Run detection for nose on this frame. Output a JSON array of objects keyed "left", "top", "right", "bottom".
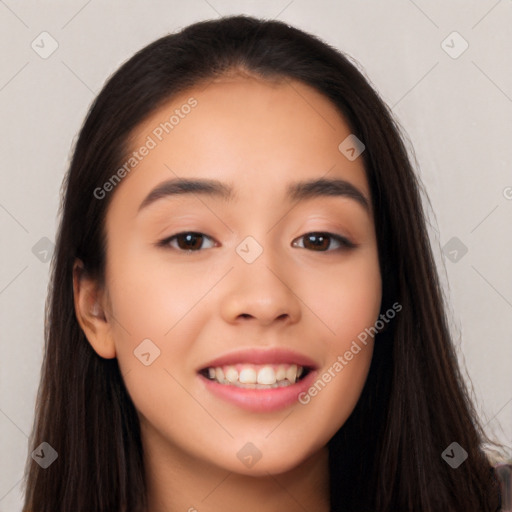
[{"left": 219, "top": 249, "right": 302, "bottom": 328}]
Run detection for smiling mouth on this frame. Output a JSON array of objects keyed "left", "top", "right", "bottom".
[{"left": 199, "top": 363, "right": 312, "bottom": 389}]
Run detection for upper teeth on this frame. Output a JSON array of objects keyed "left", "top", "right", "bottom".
[{"left": 206, "top": 364, "right": 304, "bottom": 387}]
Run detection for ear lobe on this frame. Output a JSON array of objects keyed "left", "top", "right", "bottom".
[{"left": 72, "top": 259, "right": 116, "bottom": 359}]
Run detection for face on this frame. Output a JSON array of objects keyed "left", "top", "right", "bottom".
[{"left": 87, "top": 73, "right": 381, "bottom": 476}]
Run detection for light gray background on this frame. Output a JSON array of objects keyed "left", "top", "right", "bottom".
[{"left": 1, "top": 1, "right": 511, "bottom": 510}]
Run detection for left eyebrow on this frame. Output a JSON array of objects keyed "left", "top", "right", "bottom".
[
  {"left": 288, "top": 177, "right": 370, "bottom": 212},
  {"left": 137, "top": 177, "right": 370, "bottom": 214}
]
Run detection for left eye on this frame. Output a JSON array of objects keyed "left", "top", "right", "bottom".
[
  {"left": 291, "top": 232, "right": 355, "bottom": 252},
  {"left": 159, "top": 232, "right": 216, "bottom": 251}
]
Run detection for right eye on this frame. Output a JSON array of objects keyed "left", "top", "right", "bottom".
[{"left": 157, "top": 232, "right": 217, "bottom": 252}]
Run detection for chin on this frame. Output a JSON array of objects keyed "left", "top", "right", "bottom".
[{"left": 216, "top": 439, "right": 323, "bottom": 477}]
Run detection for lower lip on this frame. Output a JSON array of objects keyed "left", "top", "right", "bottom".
[{"left": 198, "top": 370, "right": 318, "bottom": 413}]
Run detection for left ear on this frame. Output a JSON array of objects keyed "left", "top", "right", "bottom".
[{"left": 72, "top": 259, "right": 116, "bottom": 359}]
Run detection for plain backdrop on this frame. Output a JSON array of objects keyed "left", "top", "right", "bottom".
[{"left": 1, "top": 1, "right": 511, "bottom": 510}]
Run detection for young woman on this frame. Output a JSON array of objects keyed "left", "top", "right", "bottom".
[{"left": 22, "top": 14, "right": 508, "bottom": 512}]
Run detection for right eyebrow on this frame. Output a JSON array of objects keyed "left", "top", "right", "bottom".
[{"left": 138, "top": 178, "right": 234, "bottom": 213}]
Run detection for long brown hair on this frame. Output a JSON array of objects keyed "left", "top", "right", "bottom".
[{"left": 23, "top": 15, "right": 504, "bottom": 511}]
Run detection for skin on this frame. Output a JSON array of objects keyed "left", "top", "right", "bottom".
[{"left": 74, "top": 71, "right": 382, "bottom": 511}]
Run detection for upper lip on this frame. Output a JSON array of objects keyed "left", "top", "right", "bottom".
[{"left": 198, "top": 347, "right": 319, "bottom": 371}]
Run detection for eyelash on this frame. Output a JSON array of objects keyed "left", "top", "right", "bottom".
[{"left": 156, "top": 231, "right": 357, "bottom": 253}]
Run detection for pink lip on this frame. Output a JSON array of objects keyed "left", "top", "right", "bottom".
[
  {"left": 198, "top": 369, "right": 318, "bottom": 412},
  {"left": 197, "top": 348, "right": 318, "bottom": 412},
  {"left": 197, "top": 348, "right": 319, "bottom": 413},
  {"left": 197, "top": 347, "right": 318, "bottom": 371}
]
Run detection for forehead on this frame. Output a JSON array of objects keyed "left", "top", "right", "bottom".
[{"left": 110, "top": 74, "right": 370, "bottom": 216}]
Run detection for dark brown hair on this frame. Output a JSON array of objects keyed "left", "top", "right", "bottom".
[{"left": 23, "top": 14, "right": 504, "bottom": 511}]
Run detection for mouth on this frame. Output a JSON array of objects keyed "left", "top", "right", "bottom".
[
  {"left": 199, "top": 363, "right": 312, "bottom": 389},
  {"left": 196, "top": 348, "right": 318, "bottom": 412}
]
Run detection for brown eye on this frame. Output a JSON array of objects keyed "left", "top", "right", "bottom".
[
  {"left": 160, "top": 232, "right": 216, "bottom": 251},
  {"left": 292, "top": 232, "right": 355, "bottom": 252},
  {"left": 175, "top": 233, "right": 203, "bottom": 250}
]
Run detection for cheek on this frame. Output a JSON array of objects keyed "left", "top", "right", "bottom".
[
  {"left": 104, "top": 261, "right": 209, "bottom": 438},
  {"left": 301, "top": 250, "right": 382, "bottom": 345},
  {"left": 105, "top": 251, "right": 208, "bottom": 375},
  {"left": 106, "top": 237, "right": 203, "bottom": 330},
  {"left": 292, "top": 251, "right": 381, "bottom": 426}
]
